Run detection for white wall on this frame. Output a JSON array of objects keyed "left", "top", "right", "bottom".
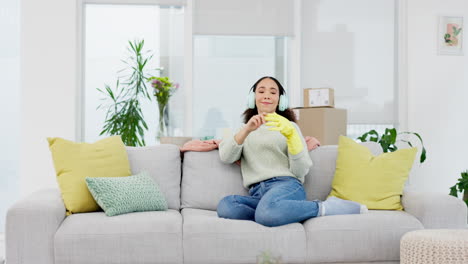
[
  {"left": 19, "top": 0, "right": 468, "bottom": 197},
  {"left": 406, "top": 0, "right": 468, "bottom": 194},
  {"left": 20, "top": 0, "right": 77, "bottom": 195}
]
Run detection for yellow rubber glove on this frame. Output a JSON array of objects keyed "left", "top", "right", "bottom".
[{"left": 265, "top": 112, "right": 304, "bottom": 155}]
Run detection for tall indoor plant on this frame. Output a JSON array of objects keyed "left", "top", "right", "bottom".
[{"left": 97, "top": 39, "right": 154, "bottom": 146}]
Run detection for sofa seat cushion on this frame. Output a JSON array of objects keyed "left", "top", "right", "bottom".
[
  {"left": 182, "top": 208, "right": 306, "bottom": 264},
  {"left": 303, "top": 210, "right": 423, "bottom": 263},
  {"left": 54, "top": 210, "right": 182, "bottom": 264}
]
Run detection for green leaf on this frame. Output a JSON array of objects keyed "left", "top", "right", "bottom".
[
  {"left": 420, "top": 146, "right": 426, "bottom": 163},
  {"left": 449, "top": 185, "right": 459, "bottom": 197},
  {"left": 388, "top": 128, "right": 397, "bottom": 144},
  {"left": 381, "top": 142, "right": 389, "bottom": 152},
  {"left": 399, "top": 132, "right": 426, "bottom": 164},
  {"left": 452, "top": 26, "right": 462, "bottom": 36},
  {"left": 357, "top": 132, "right": 369, "bottom": 142},
  {"left": 366, "top": 130, "right": 379, "bottom": 142}
]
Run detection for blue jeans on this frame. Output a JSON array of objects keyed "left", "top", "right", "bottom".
[{"left": 217, "top": 176, "right": 320, "bottom": 227}]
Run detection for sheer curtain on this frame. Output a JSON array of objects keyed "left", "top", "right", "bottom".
[{"left": 0, "top": 0, "right": 20, "bottom": 233}]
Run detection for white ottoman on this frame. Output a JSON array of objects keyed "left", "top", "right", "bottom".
[{"left": 400, "top": 229, "right": 468, "bottom": 264}]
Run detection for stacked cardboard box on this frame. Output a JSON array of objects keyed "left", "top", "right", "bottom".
[
  {"left": 303, "top": 88, "right": 334, "bottom": 108},
  {"left": 293, "top": 88, "right": 347, "bottom": 145}
]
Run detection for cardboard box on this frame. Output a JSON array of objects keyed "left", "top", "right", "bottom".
[
  {"left": 303, "top": 88, "right": 335, "bottom": 107},
  {"left": 293, "top": 107, "right": 347, "bottom": 145}
]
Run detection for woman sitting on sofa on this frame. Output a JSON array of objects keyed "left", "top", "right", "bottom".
[{"left": 217, "top": 76, "right": 367, "bottom": 227}]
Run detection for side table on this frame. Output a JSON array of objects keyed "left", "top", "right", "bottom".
[{"left": 400, "top": 229, "right": 468, "bottom": 263}]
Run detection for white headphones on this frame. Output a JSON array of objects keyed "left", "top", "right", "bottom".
[{"left": 246, "top": 87, "right": 289, "bottom": 111}]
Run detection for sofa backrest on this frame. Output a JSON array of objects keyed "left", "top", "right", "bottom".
[
  {"left": 181, "top": 142, "right": 382, "bottom": 211},
  {"left": 181, "top": 151, "right": 248, "bottom": 211},
  {"left": 126, "top": 144, "right": 181, "bottom": 210}
]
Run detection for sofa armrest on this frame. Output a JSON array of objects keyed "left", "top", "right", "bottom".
[
  {"left": 402, "top": 191, "right": 467, "bottom": 228},
  {"left": 6, "top": 188, "right": 66, "bottom": 264}
]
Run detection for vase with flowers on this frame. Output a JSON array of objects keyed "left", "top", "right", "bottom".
[{"left": 149, "top": 76, "right": 179, "bottom": 140}]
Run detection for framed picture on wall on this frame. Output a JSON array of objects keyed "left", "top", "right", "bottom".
[{"left": 438, "top": 16, "right": 464, "bottom": 56}]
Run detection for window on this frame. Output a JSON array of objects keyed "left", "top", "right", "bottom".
[
  {"left": 82, "top": 0, "right": 398, "bottom": 143},
  {"left": 192, "top": 36, "right": 289, "bottom": 138},
  {"left": 0, "top": 0, "right": 20, "bottom": 233},
  {"left": 83, "top": 3, "right": 184, "bottom": 145},
  {"left": 301, "top": 0, "right": 397, "bottom": 139}
]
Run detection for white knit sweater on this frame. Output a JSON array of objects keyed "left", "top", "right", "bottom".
[{"left": 219, "top": 122, "right": 313, "bottom": 188}]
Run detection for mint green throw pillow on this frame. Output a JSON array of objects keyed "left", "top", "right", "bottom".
[{"left": 86, "top": 171, "right": 168, "bottom": 216}]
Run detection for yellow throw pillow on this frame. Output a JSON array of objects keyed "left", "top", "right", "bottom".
[
  {"left": 329, "top": 136, "right": 417, "bottom": 210},
  {"left": 48, "top": 136, "right": 131, "bottom": 214}
]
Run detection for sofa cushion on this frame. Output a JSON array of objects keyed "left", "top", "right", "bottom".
[
  {"left": 304, "top": 142, "right": 382, "bottom": 201},
  {"left": 54, "top": 210, "right": 183, "bottom": 264},
  {"left": 126, "top": 145, "right": 181, "bottom": 210},
  {"left": 182, "top": 208, "right": 306, "bottom": 264},
  {"left": 86, "top": 171, "right": 168, "bottom": 216},
  {"left": 303, "top": 210, "right": 423, "bottom": 263},
  {"left": 330, "top": 136, "right": 417, "bottom": 210},
  {"left": 47, "top": 136, "right": 131, "bottom": 214},
  {"left": 181, "top": 151, "right": 248, "bottom": 210}
]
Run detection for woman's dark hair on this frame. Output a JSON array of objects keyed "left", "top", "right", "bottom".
[{"left": 242, "top": 76, "right": 297, "bottom": 123}]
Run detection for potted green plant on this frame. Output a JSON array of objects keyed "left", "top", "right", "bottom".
[
  {"left": 449, "top": 170, "right": 468, "bottom": 207},
  {"left": 97, "top": 39, "right": 155, "bottom": 147},
  {"left": 357, "top": 128, "right": 427, "bottom": 164}
]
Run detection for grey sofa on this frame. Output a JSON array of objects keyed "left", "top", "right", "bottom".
[{"left": 6, "top": 143, "right": 467, "bottom": 264}]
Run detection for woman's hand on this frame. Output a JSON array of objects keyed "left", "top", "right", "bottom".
[
  {"left": 265, "top": 112, "right": 304, "bottom": 155},
  {"left": 264, "top": 112, "right": 294, "bottom": 137},
  {"left": 234, "top": 113, "right": 266, "bottom": 145},
  {"left": 234, "top": 113, "right": 267, "bottom": 145},
  {"left": 244, "top": 113, "right": 267, "bottom": 132}
]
